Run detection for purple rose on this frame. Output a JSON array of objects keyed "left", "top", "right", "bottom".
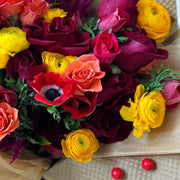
[
  {"left": 6, "top": 49, "right": 45, "bottom": 82},
  {"left": 97, "top": 64, "right": 138, "bottom": 111},
  {"left": 98, "top": 0, "right": 138, "bottom": 32},
  {"left": 23, "top": 16, "right": 91, "bottom": 56},
  {"left": 0, "top": 86, "right": 17, "bottom": 107},
  {"left": 114, "top": 31, "right": 168, "bottom": 73},
  {"left": 82, "top": 108, "right": 132, "bottom": 143},
  {"left": 32, "top": 107, "right": 69, "bottom": 156}
]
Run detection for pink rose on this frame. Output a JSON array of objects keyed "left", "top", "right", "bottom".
[
  {"left": 98, "top": 0, "right": 138, "bottom": 32},
  {"left": 91, "top": 32, "right": 121, "bottom": 64},
  {"left": 0, "top": 0, "right": 24, "bottom": 19},
  {"left": 161, "top": 80, "right": 180, "bottom": 110},
  {"left": 0, "top": 102, "right": 19, "bottom": 141},
  {"left": 19, "top": 0, "right": 51, "bottom": 25}
]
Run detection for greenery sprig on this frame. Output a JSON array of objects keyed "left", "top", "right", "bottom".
[{"left": 145, "top": 65, "right": 180, "bottom": 92}]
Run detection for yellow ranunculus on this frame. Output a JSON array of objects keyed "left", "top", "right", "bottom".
[
  {"left": 42, "top": 51, "right": 77, "bottom": 75},
  {"left": 43, "top": 8, "right": 68, "bottom": 23},
  {"left": 120, "top": 84, "right": 166, "bottom": 138},
  {"left": 136, "top": 0, "right": 171, "bottom": 42},
  {"left": 61, "top": 129, "right": 99, "bottom": 163},
  {"left": 0, "top": 27, "right": 30, "bottom": 69}
]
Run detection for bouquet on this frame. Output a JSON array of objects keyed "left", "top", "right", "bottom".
[{"left": 0, "top": 0, "right": 179, "bottom": 165}]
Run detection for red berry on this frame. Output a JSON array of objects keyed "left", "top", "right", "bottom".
[
  {"left": 141, "top": 158, "right": 155, "bottom": 170},
  {"left": 111, "top": 167, "right": 123, "bottom": 179}
]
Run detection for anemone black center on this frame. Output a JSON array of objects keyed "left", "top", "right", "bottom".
[{"left": 45, "top": 88, "right": 60, "bottom": 101}]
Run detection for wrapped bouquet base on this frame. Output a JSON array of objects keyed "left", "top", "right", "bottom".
[{"left": 0, "top": 149, "right": 52, "bottom": 180}]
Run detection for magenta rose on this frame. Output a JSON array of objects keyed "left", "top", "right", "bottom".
[
  {"left": 82, "top": 108, "right": 132, "bottom": 143},
  {"left": 6, "top": 49, "right": 45, "bottom": 82},
  {"left": 114, "top": 31, "right": 168, "bottom": 73},
  {"left": 97, "top": 64, "right": 138, "bottom": 111},
  {"left": 98, "top": 0, "right": 138, "bottom": 32},
  {"left": 61, "top": 92, "right": 97, "bottom": 119},
  {"left": 0, "top": 86, "right": 17, "bottom": 107},
  {"left": 32, "top": 107, "right": 68, "bottom": 156},
  {"left": 23, "top": 16, "right": 91, "bottom": 56},
  {"left": 161, "top": 79, "right": 180, "bottom": 110},
  {"left": 91, "top": 32, "right": 121, "bottom": 64}
]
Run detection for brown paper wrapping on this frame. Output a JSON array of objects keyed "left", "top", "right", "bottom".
[{"left": 0, "top": 149, "right": 52, "bottom": 180}]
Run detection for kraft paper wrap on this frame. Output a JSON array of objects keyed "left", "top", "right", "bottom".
[{"left": 0, "top": 149, "right": 52, "bottom": 180}]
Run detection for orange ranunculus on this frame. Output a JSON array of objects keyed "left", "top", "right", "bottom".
[
  {"left": 0, "top": 102, "right": 19, "bottom": 141},
  {"left": 19, "top": 0, "right": 51, "bottom": 26},
  {"left": 0, "top": 0, "right": 24, "bottom": 19},
  {"left": 61, "top": 54, "right": 105, "bottom": 93}
]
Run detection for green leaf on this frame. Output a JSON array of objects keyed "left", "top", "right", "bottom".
[
  {"left": 116, "top": 36, "right": 129, "bottom": 43},
  {"left": 35, "top": 135, "right": 51, "bottom": 145}
]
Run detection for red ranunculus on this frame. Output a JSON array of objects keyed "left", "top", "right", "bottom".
[
  {"left": 82, "top": 108, "right": 132, "bottom": 143},
  {"left": 98, "top": 0, "right": 138, "bottom": 32},
  {"left": 114, "top": 31, "right": 168, "bottom": 73},
  {"left": 91, "top": 32, "right": 121, "bottom": 64},
  {"left": 61, "top": 92, "right": 97, "bottom": 119},
  {"left": 23, "top": 16, "right": 91, "bottom": 57},
  {"left": 6, "top": 49, "right": 45, "bottom": 82},
  {"left": 161, "top": 79, "right": 180, "bottom": 110},
  {"left": 29, "top": 72, "right": 77, "bottom": 106},
  {"left": 0, "top": 86, "right": 17, "bottom": 107}
]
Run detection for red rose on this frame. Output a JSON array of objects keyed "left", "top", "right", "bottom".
[
  {"left": 6, "top": 49, "right": 45, "bottom": 82},
  {"left": 115, "top": 31, "right": 168, "bottom": 73},
  {"left": 29, "top": 72, "right": 77, "bottom": 106},
  {"left": 23, "top": 16, "right": 91, "bottom": 57},
  {"left": 161, "top": 79, "right": 180, "bottom": 110},
  {"left": 98, "top": 0, "right": 138, "bottom": 32},
  {"left": 91, "top": 32, "right": 121, "bottom": 64},
  {"left": 0, "top": 86, "right": 17, "bottom": 107}
]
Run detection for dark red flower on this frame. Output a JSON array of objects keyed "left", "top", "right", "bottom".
[
  {"left": 0, "top": 86, "right": 17, "bottom": 107},
  {"left": 61, "top": 92, "right": 97, "bottom": 119},
  {"left": 91, "top": 32, "right": 121, "bottom": 64},
  {"left": 29, "top": 72, "right": 77, "bottom": 105},
  {"left": 23, "top": 16, "right": 91, "bottom": 57},
  {"left": 97, "top": 64, "right": 138, "bottom": 111},
  {"left": 6, "top": 49, "right": 45, "bottom": 82},
  {"left": 32, "top": 107, "right": 68, "bottom": 156},
  {"left": 114, "top": 31, "right": 168, "bottom": 73},
  {"left": 82, "top": 108, "right": 132, "bottom": 143}
]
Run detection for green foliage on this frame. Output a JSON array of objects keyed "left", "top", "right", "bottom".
[
  {"left": 64, "top": 115, "right": 85, "bottom": 131},
  {"left": 5, "top": 77, "right": 35, "bottom": 132},
  {"left": 79, "top": 18, "right": 102, "bottom": 39},
  {"left": 116, "top": 36, "right": 129, "bottom": 44},
  {"left": 145, "top": 65, "right": 180, "bottom": 92}
]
